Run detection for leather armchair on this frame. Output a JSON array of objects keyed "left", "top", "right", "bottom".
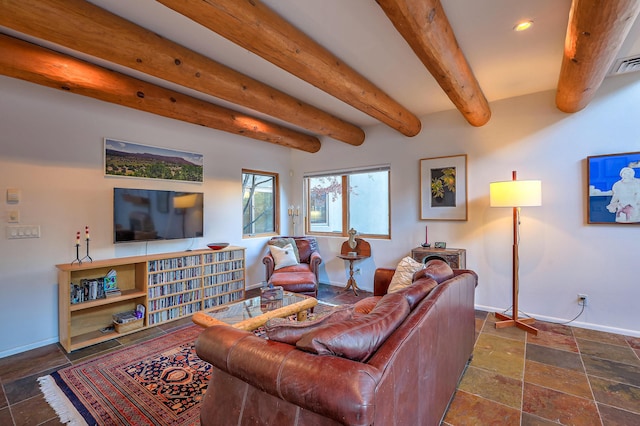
[{"left": 262, "top": 236, "right": 321, "bottom": 297}]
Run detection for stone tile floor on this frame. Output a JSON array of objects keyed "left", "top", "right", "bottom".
[
  {"left": 1, "top": 284, "right": 638, "bottom": 425},
  {"left": 443, "top": 310, "right": 640, "bottom": 425}
]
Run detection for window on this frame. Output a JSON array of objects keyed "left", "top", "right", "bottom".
[
  {"left": 305, "top": 166, "right": 390, "bottom": 238},
  {"left": 242, "top": 170, "right": 279, "bottom": 236}
]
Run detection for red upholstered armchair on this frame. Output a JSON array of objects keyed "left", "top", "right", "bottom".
[{"left": 262, "top": 236, "right": 321, "bottom": 297}]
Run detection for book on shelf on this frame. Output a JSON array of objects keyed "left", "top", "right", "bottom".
[
  {"left": 105, "top": 289, "right": 122, "bottom": 298},
  {"left": 69, "top": 269, "right": 120, "bottom": 304}
]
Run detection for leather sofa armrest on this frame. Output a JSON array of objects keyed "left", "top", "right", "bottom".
[
  {"left": 373, "top": 268, "right": 396, "bottom": 296},
  {"left": 454, "top": 269, "right": 478, "bottom": 287},
  {"left": 196, "top": 325, "right": 381, "bottom": 425},
  {"left": 262, "top": 253, "right": 275, "bottom": 281},
  {"left": 309, "top": 251, "right": 322, "bottom": 278}
]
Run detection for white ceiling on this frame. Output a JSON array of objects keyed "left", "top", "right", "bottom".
[{"left": 24, "top": 1, "right": 640, "bottom": 129}]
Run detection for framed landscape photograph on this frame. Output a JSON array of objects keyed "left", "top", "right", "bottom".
[
  {"left": 420, "top": 154, "right": 467, "bottom": 221},
  {"left": 104, "top": 138, "right": 203, "bottom": 182},
  {"left": 587, "top": 151, "right": 640, "bottom": 224}
]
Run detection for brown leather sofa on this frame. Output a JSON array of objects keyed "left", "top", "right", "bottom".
[
  {"left": 196, "top": 260, "right": 477, "bottom": 426},
  {"left": 262, "top": 236, "right": 322, "bottom": 297}
]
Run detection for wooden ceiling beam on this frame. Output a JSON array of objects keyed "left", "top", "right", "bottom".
[
  {"left": 375, "top": 0, "right": 491, "bottom": 127},
  {"left": 556, "top": 0, "right": 640, "bottom": 112},
  {"left": 0, "top": 35, "right": 321, "bottom": 152},
  {"left": 156, "top": 0, "right": 422, "bottom": 137},
  {"left": 0, "top": 0, "right": 363, "bottom": 146}
]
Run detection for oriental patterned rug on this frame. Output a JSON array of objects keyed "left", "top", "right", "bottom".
[
  {"left": 38, "top": 303, "right": 337, "bottom": 425},
  {"left": 38, "top": 325, "right": 207, "bottom": 426}
]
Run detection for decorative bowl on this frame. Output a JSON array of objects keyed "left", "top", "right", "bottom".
[{"left": 207, "top": 242, "right": 229, "bottom": 250}]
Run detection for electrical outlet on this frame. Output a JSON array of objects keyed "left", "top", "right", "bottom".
[
  {"left": 354, "top": 268, "right": 361, "bottom": 275},
  {"left": 578, "top": 293, "right": 588, "bottom": 306}
]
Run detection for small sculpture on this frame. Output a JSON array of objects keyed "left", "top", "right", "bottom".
[{"left": 348, "top": 228, "right": 358, "bottom": 250}]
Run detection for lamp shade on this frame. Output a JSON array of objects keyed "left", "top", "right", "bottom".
[
  {"left": 490, "top": 180, "right": 542, "bottom": 207},
  {"left": 173, "top": 193, "right": 198, "bottom": 209}
]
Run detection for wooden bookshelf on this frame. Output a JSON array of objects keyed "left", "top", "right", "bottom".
[{"left": 56, "top": 247, "right": 245, "bottom": 352}]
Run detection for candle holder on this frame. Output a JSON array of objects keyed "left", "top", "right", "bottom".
[
  {"left": 288, "top": 205, "right": 300, "bottom": 234},
  {"left": 81, "top": 237, "right": 93, "bottom": 263},
  {"left": 421, "top": 225, "right": 431, "bottom": 247},
  {"left": 71, "top": 243, "right": 82, "bottom": 265}
]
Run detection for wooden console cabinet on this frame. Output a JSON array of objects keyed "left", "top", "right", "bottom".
[
  {"left": 57, "top": 247, "right": 245, "bottom": 352},
  {"left": 410, "top": 247, "right": 466, "bottom": 269}
]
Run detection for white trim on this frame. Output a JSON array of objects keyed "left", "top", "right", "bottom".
[
  {"left": 0, "top": 337, "right": 59, "bottom": 359},
  {"left": 303, "top": 164, "right": 390, "bottom": 178},
  {"left": 475, "top": 304, "right": 640, "bottom": 338}
]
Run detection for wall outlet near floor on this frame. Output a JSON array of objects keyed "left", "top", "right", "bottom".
[
  {"left": 578, "top": 293, "right": 588, "bottom": 306},
  {"left": 354, "top": 268, "right": 361, "bottom": 275}
]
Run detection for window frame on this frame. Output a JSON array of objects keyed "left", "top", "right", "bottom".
[
  {"left": 304, "top": 166, "right": 391, "bottom": 239},
  {"left": 242, "top": 169, "right": 280, "bottom": 238}
]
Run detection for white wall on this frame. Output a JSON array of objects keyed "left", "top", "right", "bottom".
[
  {"left": 292, "top": 72, "right": 640, "bottom": 339},
  {"left": 0, "top": 76, "right": 294, "bottom": 357},
  {"left": 1, "top": 72, "right": 639, "bottom": 357}
]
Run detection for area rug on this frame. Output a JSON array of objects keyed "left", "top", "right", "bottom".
[
  {"left": 39, "top": 325, "right": 207, "bottom": 425},
  {"left": 39, "top": 303, "right": 338, "bottom": 425}
]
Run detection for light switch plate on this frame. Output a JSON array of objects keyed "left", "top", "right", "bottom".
[
  {"left": 6, "top": 225, "right": 40, "bottom": 239},
  {"left": 6, "top": 188, "right": 20, "bottom": 204}
]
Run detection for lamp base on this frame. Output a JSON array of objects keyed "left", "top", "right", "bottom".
[{"left": 495, "top": 312, "right": 538, "bottom": 335}]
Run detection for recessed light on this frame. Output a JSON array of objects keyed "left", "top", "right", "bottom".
[{"left": 513, "top": 20, "right": 533, "bottom": 32}]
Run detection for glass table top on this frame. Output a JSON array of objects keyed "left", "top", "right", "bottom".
[{"left": 202, "top": 291, "right": 310, "bottom": 326}]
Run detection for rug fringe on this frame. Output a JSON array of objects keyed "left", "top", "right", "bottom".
[{"left": 38, "top": 375, "right": 88, "bottom": 426}]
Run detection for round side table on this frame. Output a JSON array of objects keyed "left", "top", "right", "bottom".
[{"left": 337, "top": 253, "right": 369, "bottom": 296}]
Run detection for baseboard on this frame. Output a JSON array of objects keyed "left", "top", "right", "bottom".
[
  {"left": 246, "top": 282, "right": 264, "bottom": 290},
  {"left": 475, "top": 304, "right": 640, "bottom": 338},
  {"left": 0, "top": 337, "right": 59, "bottom": 359}
]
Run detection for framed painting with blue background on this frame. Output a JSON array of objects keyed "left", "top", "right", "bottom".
[{"left": 588, "top": 151, "right": 640, "bottom": 224}]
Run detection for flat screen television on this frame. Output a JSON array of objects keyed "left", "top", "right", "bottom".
[{"left": 113, "top": 188, "right": 204, "bottom": 243}]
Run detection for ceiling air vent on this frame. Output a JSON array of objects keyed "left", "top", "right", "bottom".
[{"left": 609, "top": 55, "right": 640, "bottom": 75}]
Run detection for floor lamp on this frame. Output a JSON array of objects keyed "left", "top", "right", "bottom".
[{"left": 489, "top": 171, "right": 542, "bottom": 335}]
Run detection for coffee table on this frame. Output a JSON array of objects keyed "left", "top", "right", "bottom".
[{"left": 192, "top": 291, "right": 318, "bottom": 330}]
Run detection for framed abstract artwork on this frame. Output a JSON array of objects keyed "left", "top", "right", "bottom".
[
  {"left": 587, "top": 151, "right": 640, "bottom": 224},
  {"left": 420, "top": 154, "right": 467, "bottom": 221}
]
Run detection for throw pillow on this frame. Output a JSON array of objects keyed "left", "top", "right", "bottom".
[
  {"left": 268, "top": 237, "right": 300, "bottom": 262},
  {"left": 269, "top": 243, "right": 299, "bottom": 270},
  {"left": 387, "top": 256, "right": 424, "bottom": 293},
  {"left": 265, "top": 304, "right": 355, "bottom": 345},
  {"left": 296, "top": 292, "right": 410, "bottom": 362}
]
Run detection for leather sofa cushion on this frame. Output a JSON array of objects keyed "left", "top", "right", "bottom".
[
  {"left": 353, "top": 296, "right": 381, "bottom": 315},
  {"left": 265, "top": 304, "right": 355, "bottom": 345},
  {"left": 354, "top": 276, "right": 437, "bottom": 315},
  {"left": 396, "top": 277, "right": 438, "bottom": 309},
  {"left": 296, "top": 292, "right": 410, "bottom": 362},
  {"left": 413, "top": 259, "right": 454, "bottom": 284},
  {"left": 268, "top": 271, "right": 316, "bottom": 286}
]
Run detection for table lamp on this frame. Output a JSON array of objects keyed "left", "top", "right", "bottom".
[{"left": 490, "top": 171, "right": 542, "bottom": 335}]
